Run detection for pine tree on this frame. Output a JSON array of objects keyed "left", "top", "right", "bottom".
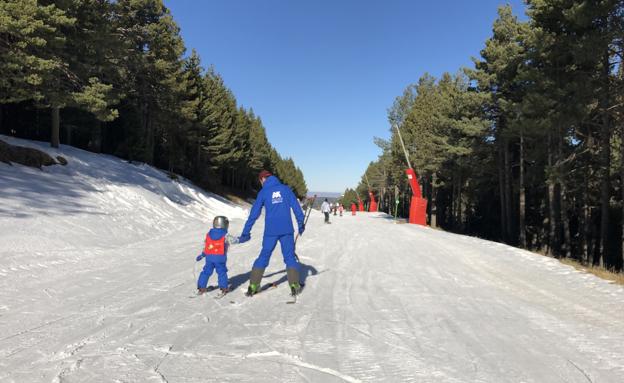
[
  {"left": 248, "top": 114, "right": 272, "bottom": 175},
  {"left": 201, "top": 68, "right": 236, "bottom": 171},
  {"left": 0, "top": 0, "right": 308, "bottom": 213},
  {"left": 179, "top": 49, "right": 207, "bottom": 177},
  {"left": 526, "top": 0, "right": 622, "bottom": 265},
  {"left": 0, "top": 0, "right": 73, "bottom": 104},
  {"left": 114, "top": 0, "right": 185, "bottom": 164},
  {"left": 470, "top": 5, "right": 531, "bottom": 244}
]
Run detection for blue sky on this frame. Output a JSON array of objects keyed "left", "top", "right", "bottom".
[{"left": 164, "top": 0, "right": 527, "bottom": 193}]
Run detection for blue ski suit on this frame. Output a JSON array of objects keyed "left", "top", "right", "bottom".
[
  {"left": 241, "top": 176, "right": 305, "bottom": 271},
  {"left": 197, "top": 228, "right": 230, "bottom": 289}
]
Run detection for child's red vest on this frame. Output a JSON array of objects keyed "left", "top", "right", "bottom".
[{"left": 204, "top": 235, "right": 226, "bottom": 256}]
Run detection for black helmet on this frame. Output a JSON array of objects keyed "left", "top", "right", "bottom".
[{"left": 213, "top": 216, "right": 229, "bottom": 230}]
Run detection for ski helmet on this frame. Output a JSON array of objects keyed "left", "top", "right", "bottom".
[{"left": 213, "top": 216, "right": 229, "bottom": 230}]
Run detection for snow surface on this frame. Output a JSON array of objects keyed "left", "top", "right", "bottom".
[{"left": 1, "top": 136, "right": 624, "bottom": 382}]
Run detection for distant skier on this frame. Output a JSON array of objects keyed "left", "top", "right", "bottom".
[
  {"left": 321, "top": 198, "right": 331, "bottom": 223},
  {"left": 333, "top": 203, "right": 337, "bottom": 216},
  {"left": 238, "top": 170, "right": 305, "bottom": 297},
  {"left": 195, "top": 216, "right": 238, "bottom": 297},
  {"left": 351, "top": 202, "right": 356, "bottom": 215},
  {"left": 338, "top": 204, "right": 344, "bottom": 217}
]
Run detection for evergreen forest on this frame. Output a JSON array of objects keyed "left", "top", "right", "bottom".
[
  {"left": 345, "top": 1, "right": 624, "bottom": 272},
  {"left": 0, "top": 0, "right": 308, "bottom": 198}
]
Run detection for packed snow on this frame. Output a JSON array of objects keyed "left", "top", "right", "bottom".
[{"left": 1, "top": 136, "right": 624, "bottom": 382}]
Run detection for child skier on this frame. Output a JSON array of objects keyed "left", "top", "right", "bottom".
[{"left": 195, "top": 216, "right": 238, "bottom": 297}]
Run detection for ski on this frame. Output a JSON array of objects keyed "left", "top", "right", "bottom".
[
  {"left": 231, "top": 282, "right": 281, "bottom": 304},
  {"left": 286, "top": 295, "right": 297, "bottom": 304},
  {"left": 214, "top": 290, "right": 228, "bottom": 299},
  {"left": 188, "top": 285, "right": 218, "bottom": 298}
]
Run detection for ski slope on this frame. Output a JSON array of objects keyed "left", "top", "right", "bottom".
[{"left": 1, "top": 136, "right": 624, "bottom": 382}]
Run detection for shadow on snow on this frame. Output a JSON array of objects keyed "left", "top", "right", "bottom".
[{"left": 227, "top": 260, "right": 326, "bottom": 293}]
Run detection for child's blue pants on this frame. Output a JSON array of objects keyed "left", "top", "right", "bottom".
[{"left": 198, "top": 256, "right": 228, "bottom": 289}]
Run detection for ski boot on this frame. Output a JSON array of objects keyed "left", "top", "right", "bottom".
[
  {"left": 289, "top": 282, "right": 301, "bottom": 297},
  {"left": 245, "top": 283, "right": 259, "bottom": 297},
  {"left": 245, "top": 268, "right": 265, "bottom": 297},
  {"left": 287, "top": 268, "right": 302, "bottom": 296}
]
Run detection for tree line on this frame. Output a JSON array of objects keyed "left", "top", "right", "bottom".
[
  {"left": 0, "top": 0, "right": 307, "bottom": 198},
  {"left": 351, "top": 0, "right": 624, "bottom": 272}
]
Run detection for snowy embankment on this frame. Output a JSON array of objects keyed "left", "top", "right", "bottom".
[{"left": 2, "top": 136, "right": 624, "bottom": 382}]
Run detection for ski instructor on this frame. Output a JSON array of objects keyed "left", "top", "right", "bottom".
[{"left": 238, "top": 170, "right": 306, "bottom": 297}]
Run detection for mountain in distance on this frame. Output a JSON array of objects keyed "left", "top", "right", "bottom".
[
  {"left": 307, "top": 191, "right": 342, "bottom": 198},
  {"left": 306, "top": 191, "right": 342, "bottom": 209}
]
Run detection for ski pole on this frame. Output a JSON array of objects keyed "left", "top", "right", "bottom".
[{"left": 294, "top": 195, "right": 316, "bottom": 261}]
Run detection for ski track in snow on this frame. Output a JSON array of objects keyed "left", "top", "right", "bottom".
[{"left": 1, "top": 135, "right": 624, "bottom": 382}]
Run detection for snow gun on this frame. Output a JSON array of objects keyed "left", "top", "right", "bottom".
[
  {"left": 364, "top": 173, "right": 378, "bottom": 212},
  {"left": 394, "top": 124, "right": 427, "bottom": 226},
  {"left": 368, "top": 191, "right": 378, "bottom": 212}
]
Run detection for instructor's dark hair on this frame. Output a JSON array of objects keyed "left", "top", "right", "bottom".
[{"left": 258, "top": 170, "right": 272, "bottom": 180}]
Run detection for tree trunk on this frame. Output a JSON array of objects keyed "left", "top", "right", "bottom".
[
  {"left": 146, "top": 111, "right": 154, "bottom": 165},
  {"left": 504, "top": 138, "right": 513, "bottom": 242},
  {"left": 422, "top": 174, "right": 431, "bottom": 225},
  {"left": 582, "top": 128, "right": 593, "bottom": 264},
  {"left": 598, "top": 50, "right": 611, "bottom": 268},
  {"left": 430, "top": 173, "right": 438, "bottom": 228},
  {"left": 557, "top": 130, "right": 571, "bottom": 259},
  {"left": 560, "top": 183, "right": 572, "bottom": 259},
  {"left": 621, "top": 120, "right": 624, "bottom": 270},
  {"left": 598, "top": 132, "right": 610, "bottom": 268},
  {"left": 51, "top": 106, "right": 60, "bottom": 148},
  {"left": 450, "top": 173, "right": 456, "bottom": 229},
  {"left": 582, "top": 179, "right": 590, "bottom": 264},
  {"left": 498, "top": 136, "right": 507, "bottom": 241},
  {"left": 547, "top": 131, "right": 557, "bottom": 256},
  {"left": 457, "top": 173, "right": 463, "bottom": 232},
  {"left": 90, "top": 120, "right": 103, "bottom": 153},
  {"left": 195, "top": 136, "right": 201, "bottom": 175},
  {"left": 401, "top": 191, "right": 405, "bottom": 218},
  {"left": 581, "top": 178, "right": 590, "bottom": 265},
  {"left": 519, "top": 127, "right": 526, "bottom": 248},
  {"left": 65, "top": 125, "right": 72, "bottom": 146}
]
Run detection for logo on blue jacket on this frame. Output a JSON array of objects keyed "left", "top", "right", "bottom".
[{"left": 271, "top": 191, "right": 283, "bottom": 204}]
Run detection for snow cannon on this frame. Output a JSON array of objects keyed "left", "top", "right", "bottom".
[
  {"left": 368, "top": 191, "right": 378, "bottom": 212},
  {"left": 357, "top": 197, "right": 364, "bottom": 212},
  {"left": 405, "top": 168, "right": 427, "bottom": 226}
]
